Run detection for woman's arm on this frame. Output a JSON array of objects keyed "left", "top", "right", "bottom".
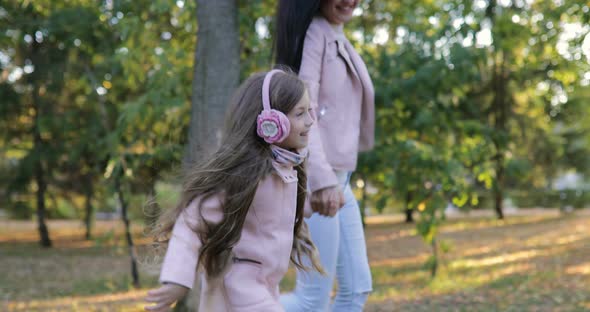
[{"left": 299, "top": 20, "right": 339, "bottom": 194}]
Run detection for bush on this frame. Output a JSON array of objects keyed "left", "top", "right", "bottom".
[
  {"left": 510, "top": 189, "right": 590, "bottom": 209},
  {"left": 8, "top": 201, "right": 33, "bottom": 219}
]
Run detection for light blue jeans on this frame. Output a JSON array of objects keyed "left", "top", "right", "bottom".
[{"left": 281, "top": 172, "right": 372, "bottom": 311}]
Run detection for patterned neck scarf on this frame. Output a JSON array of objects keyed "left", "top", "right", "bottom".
[{"left": 270, "top": 145, "right": 308, "bottom": 166}]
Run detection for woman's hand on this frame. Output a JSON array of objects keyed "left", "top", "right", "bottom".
[
  {"left": 145, "top": 283, "right": 189, "bottom": 312},
  {"left": 311, "top": 185, "right": 345, "bottom": 217}
]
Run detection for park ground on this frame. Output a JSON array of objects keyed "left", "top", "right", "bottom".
[{"left": 1, "top": 209, "right": 590, "bottom": 312}]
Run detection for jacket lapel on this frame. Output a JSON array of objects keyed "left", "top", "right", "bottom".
[
  {"left": 345, "top": 39, "right": 374, "bottom": 100},
  {"left": 336, "top": 39, "right": 360, "bottom": 80},
  {"left": 316, "top": 16, "right": 368, "bottom": 90}
]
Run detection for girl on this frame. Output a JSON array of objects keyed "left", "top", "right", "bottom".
[
  {"left": 274, "top": 0, "right": 375, "bottom": 311},
  {"left": 144, "top": 69, "right": 323, "bottom": 312}
]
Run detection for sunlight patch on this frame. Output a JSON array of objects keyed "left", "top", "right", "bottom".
[{"left": 566, "top": 263, "right": 590, "bottom": 276}]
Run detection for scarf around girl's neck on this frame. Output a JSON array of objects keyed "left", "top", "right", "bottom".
[{"left": 270, "top": 145, "right": 308, "bottom": 167}]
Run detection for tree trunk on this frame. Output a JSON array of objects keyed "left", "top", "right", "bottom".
[
  {"left": 115, "top": 173, "right": 140, "bottom": 288},
  {"left": 32, "top": 83, "right": 52, "bottom": 248},
  {"left": 491, "top": 56, "right": 508, "bottom": 220},
  {"left": 494, "top": 160, "right": 505, "bottom": 219},
  {"left": 404, "top": 191, "right": 414, "bottom": 223},
  {"left": 84, "top": 175, "right": 94, "bottom": 240},
  {"left": 145, "top": 182, "right": 160, "bottom": 228},
  {"left": 487, "top": 0, "right": 507, "bottom": 220},
  {"left": 404, "top": 208, "right": 414, "bottom": 223},
  {"left": 177, "top": 0, "right": 240, "bottom": 309},
  {"left": 184, "top": 0, "right": 240, "bottom": 167},
  {"left": 430, "top": 237, "right": 438, "bottom": 278}
]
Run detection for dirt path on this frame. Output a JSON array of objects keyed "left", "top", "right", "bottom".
[{"left": 1, "top": 209, "right": 589, "bottom": 311}]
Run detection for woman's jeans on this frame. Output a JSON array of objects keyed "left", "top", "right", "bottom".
[{"left": 281, "top": 172, "right": 372, "bottom": 311}]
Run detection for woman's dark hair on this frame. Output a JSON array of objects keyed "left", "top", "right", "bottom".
[{"left": 273, "top": 0, "right": 321, "bottom": 73}]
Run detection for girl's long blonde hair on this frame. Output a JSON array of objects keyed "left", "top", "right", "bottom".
[{"left": 153, "top": 70, "right": 323, "bottom": 277}]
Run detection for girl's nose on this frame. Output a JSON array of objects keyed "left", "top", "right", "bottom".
[{"left": 306, "top": 111, "right": 314, "bottom": 126}]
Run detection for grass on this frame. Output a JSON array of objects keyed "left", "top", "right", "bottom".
[
  {"left": 359, "top": 211, "right": 590, "bottom": 311},
  {"left": 1, "top": 209, "right": 590, "bottom": 311}
]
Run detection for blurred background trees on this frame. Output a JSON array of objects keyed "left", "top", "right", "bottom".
[{"left": 1, "top": 0, "right": 589, "bottom": 280}]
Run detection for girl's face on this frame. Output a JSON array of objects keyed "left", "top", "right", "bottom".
[
  {"left": 320, "top": 0, "right": 359, "bottom": 25},
  {"left": 277, "top": 90, "right": 314, "bottom": 150}
]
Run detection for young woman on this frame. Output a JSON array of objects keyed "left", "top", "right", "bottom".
[{"left": 274, "top": 0, "right": 375, "bottom": 310}]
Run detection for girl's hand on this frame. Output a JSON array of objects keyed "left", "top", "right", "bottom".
[
  {"left": 311, "top": 185, "right": 345, "bottom": 217},
  {"left": 144, "top": 283, "right": 189, "bottom": 312}
]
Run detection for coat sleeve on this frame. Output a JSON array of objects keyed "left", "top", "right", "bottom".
[
  {"left": 299, "top": 20, "right": 339, "bottom": 193},
  {"left": 159, "top": 196, "right": 223, "bottom": 288}
]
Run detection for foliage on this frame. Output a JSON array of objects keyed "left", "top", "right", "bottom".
[{"left": 1, "top": 0, "right": 589, "bottom": 276}]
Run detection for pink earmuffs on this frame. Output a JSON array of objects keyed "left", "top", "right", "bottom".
[{"left": 256, "top": 69, "right": 291, "bottom": 144}]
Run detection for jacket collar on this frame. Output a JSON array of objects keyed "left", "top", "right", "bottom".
[
  {"left": 314, "top": 15, "right": 339, "bottom": 43},
  {"left": 271, "top": 161, "right": 298, "bottom": 183}
]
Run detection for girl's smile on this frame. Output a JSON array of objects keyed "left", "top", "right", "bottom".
[{"left": 276, "top": 90, "right": 314, "bottom": 150}]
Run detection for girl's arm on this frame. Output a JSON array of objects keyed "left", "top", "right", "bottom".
[
  {"left": 145, "top": 201, "right": 201, "bottom": 311},
  {"left": 159, "top": 199, "right": 204, "bottom": 289},
  {"left": 144, "top": 283, "right": 188, "bottom": 312},
  {"left": 159, "top": 195, "right": 222, "bottom": 288},
  {"left": 160, "top": 196, "right": 223, "bottom": 288},
  {"left": 145, "top": 196, "right": 222, "bottom": 311}
]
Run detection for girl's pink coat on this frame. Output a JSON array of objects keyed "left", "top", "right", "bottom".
[{"left": 159, "top": 161, "right": 308, "bottom": 311}]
